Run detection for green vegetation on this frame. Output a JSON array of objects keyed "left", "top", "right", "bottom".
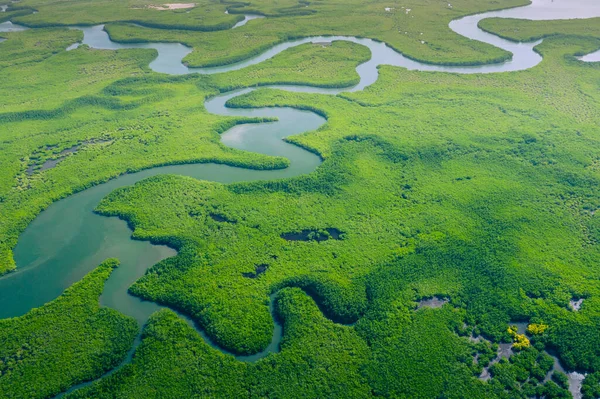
[
  {"left": 10, "top": 0, "right": 240, "bottom": 30},
  {"left": 66, "top": 288, "right": 370, "bottom": 399},
  {"left": 90, "top": 34, "right": 600, "bottom": 393},
  {"left": 210, "top": 41, "right": 371, "bottom": 91},
  {"left": 0, "top": 259, "right": 138, "bottom": 399},
  {"left": 582, "top": 372, "right": 600, "bottom": 399},
  {"left": 9, "top": 0, "right": 531, "bottom": 67},
  {"left": 479, "top": 17, "right": 600, "bottom": 43},
  {"left": 0, "top": 8, "right": 33, "bottom": 24},
  {"left": 0, "top": 28, "right": 81, "bottom": 69},
  {"left": 66, "top": 309, "right": 248, "bottom": 399},
  {"left": 486, "top": 349, "right": 568, "bottom": 398},
  {"left": 2, "top": 1, "right": 600, "bottom": 398},
  {"left": 0, "top": 33, "right": 367, "bottom": 275}
]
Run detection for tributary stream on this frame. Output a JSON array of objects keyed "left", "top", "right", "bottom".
[{"left": 0, "top": 0, "right": 599, "bottom": 396}]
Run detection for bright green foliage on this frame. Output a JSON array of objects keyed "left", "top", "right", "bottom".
[
  {"left": 480, "top": 17, "right": 600, "bottom": 42},
  {"left": 94, "top": 35, "right": 600, "bottom": 375},
  {"left": 0, "top": 259, "right": 138, "bottom": 399},
  {"left": 210, "top": 41, "right": 371, "bottom": 91},
  {"left": 251, "top": 287, "right": 370, "bottom": 397},
  {"left": 2, "top": 3, "right": 600, "bottom": 399},
  {"left": 11, "top": 0, "right": 239, "bottom": 30},
  {"left": 65, "top": 309, "right": 248, "bottom": 399},
  {"left": 360, "top": 302, "right": 484, "bottom": 398},
  {"left": 4, "top": 0, "right": 532, "bottom": 69},
  {"left": 0, "top": 34, "right": 367, "bottom": 276},
  {"left": 550, "top": 318, "right": 600, "bottom": 372},
  {"left": 0, "top": 28, "right": 81, "bottom": 69},
  {"left": 66, "top": 288, "right": 370, "bottom": 398},
  {"left": 221, "top": 0, "right": 318, "bottom": 17},
  {"left": 101, "top": 0, "right": 528, "bottom": 68}
]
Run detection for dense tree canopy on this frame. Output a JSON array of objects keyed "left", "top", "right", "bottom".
[{"left": 1, "top": 0, "right": 600, "bottom": 398}]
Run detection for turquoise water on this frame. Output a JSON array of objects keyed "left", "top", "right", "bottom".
[{"left": 0, "top": 2, "right": 599, "bottom": 396}]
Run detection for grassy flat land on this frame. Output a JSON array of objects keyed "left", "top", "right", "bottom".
[
  {"left": 479, "top": 17, "right": 600, "bottom": 42},
  {"left": 11, "top": 0, "right": 529, "bottom": 66},
  {"left": 8, "top": 0, "right": 240, "bottom": 30}
]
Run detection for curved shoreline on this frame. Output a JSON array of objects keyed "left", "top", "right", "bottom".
[
  {"left": 2, "top": 0, "right": 600, "bottom": 352},
  {"left": 2, "top": 4, "right": 599, "bottom": 76},
  {"left": 1, "top": 1, "right": 600, "bottom": 396}
]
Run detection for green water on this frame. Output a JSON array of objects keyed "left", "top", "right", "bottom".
[
  {"left": 3, "top": 100, "right": 323, "bottom": 326},
  {"left": 1, "top": 2, "right": 599, "bottom": 391}
]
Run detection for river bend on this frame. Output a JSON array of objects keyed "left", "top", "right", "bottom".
[{"left": 0, "top": 1, "right": 599, "bottom": 396}]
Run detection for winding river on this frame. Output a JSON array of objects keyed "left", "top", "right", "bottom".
[{"left": 1, "top": 0, "right": 600, "bottom": 396}]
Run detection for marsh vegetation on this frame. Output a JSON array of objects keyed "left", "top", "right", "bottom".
[{"left": 1, "top": 0, "right": 600, "bottom": 398}]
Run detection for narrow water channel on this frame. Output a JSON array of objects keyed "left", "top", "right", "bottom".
[{"left": 0, "top": 1, "right": 599, "bottom": 396}]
